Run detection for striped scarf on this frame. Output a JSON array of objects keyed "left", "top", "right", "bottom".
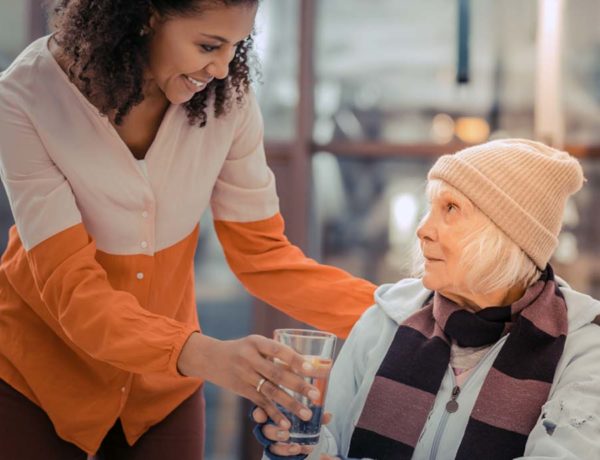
[{"left": 348, "top": 266, "right": 567, "bottom": 460}]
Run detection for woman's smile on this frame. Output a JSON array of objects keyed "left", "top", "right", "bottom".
[{"left": 181, "top": 74, "right": 209, "bottom": 93}]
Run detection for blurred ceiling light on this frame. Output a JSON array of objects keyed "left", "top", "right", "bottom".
[
  {"left": 390, "top": 193, "right": 419, "bottom": 238},
  {"left": 431, "top": 113, "right": 455, "bottom": 144},
  {"left": 454, "top": 117, "right": 490, "bottom": 144},
  {"left": 553, "top": 232, "right": 578, "bottom": 265},
  {"left": 313, "top": 116, "right": 335, "bottom": 144},
  {"left": 535, "top": 0, "right": 565, "bottom": 147},
  {"left": 315, "top": 81, "right": 342, "bottom": 117},
  {"left": 312, "top": 152, "right": 347, "bottom": 220},
  {"left": 562, "top": 199, "right": 580, "bottom": 227}
]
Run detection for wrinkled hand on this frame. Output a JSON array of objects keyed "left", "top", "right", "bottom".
[
  {"left": 178, "top": 332, "right": 320, "bottom": 426},
  {"left": 252, "top": 406, "right": 334, "bottom": 457}
]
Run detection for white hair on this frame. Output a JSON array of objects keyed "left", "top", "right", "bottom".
[{"left": 412, "top": 180, "right": 541, "bottom": 293}]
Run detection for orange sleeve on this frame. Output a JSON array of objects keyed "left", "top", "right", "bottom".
[
  {"left": 214, "top": 213, "right": 377, "bottom": 338},
  {"left": 24, "top": 224, "right": 198, "bottom": 376}
]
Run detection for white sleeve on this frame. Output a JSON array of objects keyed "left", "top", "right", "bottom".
[
  {"left": 210, "top": 90, "right": 279, "bottom": 222},
  {"left": 517, "top": 324, "right": 600, "bottom": 459},
  {"left": 0, "top": 90, "right": 82, "bottom": 250}
]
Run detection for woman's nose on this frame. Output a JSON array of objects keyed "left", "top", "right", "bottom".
[
  {"left": 207, "top": 61, "right": 228, "bottom": 80},
  {"left": 207, "top": 48, "right": 235, "bottom": 80},
  {"left": 416, "top": 213, "right": 435, "bottom": 241}
]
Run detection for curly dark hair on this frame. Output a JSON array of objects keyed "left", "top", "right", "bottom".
[{"left": 49, "top": 0, "right": 259, "bottom": 127}]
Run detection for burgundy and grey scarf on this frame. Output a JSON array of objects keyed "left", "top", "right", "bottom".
[{"left": 348, "top": 266, "right": 568, "bottom": 460}]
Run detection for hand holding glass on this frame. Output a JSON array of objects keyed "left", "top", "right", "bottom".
[{"left": 273, "top": 328, "right": 336, "bottom": 445}]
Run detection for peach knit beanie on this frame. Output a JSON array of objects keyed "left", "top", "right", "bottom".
[{"left": 428, "top": 138, "right": 584, "bottom": 269}]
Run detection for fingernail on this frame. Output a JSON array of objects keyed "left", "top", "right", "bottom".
[
  {"left": 302, "top": 361, "right": 314, "bottom": 371},
  {"left": 277, "top": 430, "right": 287, "bottom": 440},
  {"left": 279, "top": 418, "right": 291, "bottom": 429},
  {"left": 308, "top": 389, "right": 320, "bottom": 401},
  {"left": 290, "top": 444, "right": 301, "bottom": 454},
  {"left": 300, "top": 408, "right": 312, "bottom": 420}
]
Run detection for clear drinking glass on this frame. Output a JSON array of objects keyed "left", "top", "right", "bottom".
[{"left": 273, "top": 328, "right": 337, "bottom": 445}]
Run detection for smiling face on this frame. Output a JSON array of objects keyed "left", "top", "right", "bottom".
[
  {"left": 416, "top": 180, "right": 487, "bottom": 302},
  {"left": 146, "top": 2, "right": 258, "bottom": 104}
]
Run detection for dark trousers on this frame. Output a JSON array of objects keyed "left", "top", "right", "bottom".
[{"left": 0, "top": 379, "right": 205, "bottom": 460}]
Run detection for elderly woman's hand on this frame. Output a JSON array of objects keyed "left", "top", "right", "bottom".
[
  {"left": 252, "top": 406, "right": 333, "bottom": 457},
  {"left": 178, "top": 332, "right": 320, "bottom": 427}
]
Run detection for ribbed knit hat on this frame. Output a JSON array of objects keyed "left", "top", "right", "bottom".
[{"left": 428, "top": 138, "right": 584, "bottom": 269}]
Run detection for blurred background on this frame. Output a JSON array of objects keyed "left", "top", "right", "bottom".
[{"left": 1, "top": 0, "right": 599, "bottom": 458}]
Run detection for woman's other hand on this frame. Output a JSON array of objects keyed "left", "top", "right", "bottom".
[{"left": 178, "top": 332, "right": 320, "bottom": 427}]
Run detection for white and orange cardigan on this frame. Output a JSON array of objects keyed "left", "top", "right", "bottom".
[{"left": 0, "top": 36, "right": 376, "bottom": 454}]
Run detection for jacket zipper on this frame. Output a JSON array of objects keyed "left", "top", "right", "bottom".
[
  {"left": 427, "top": 337, "right": 507, "bottom": 460},
  {"left": 428, "top": 369, "right": 458, "bottom": 460}
]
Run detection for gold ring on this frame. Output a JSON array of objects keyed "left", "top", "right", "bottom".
[{"left": 256, "top": 377, "right": 267, "bottom": 393}]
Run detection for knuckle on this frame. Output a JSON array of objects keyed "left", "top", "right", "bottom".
[
  {"left": 292, "top": 353, "right": 305, "bottom": 368},
  {"left": 269, "top": 341, "right": 282, "bottom": 356},
  {"left": 268, "top": 366, "right": 284, "bottom": 383},
  {"left": 248, "top": 334, "right": 261, "bottom": 344},
  {"left": 262, "top": 381, "right": 277, "bottom": 398},
  {"left": 240, "top": 345, "right": 256, "bottom": 362},
  {"left": 235, "top": 345, "right": 248, "bottom": 361}
]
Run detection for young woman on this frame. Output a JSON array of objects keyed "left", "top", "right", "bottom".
[{"left": 0, "top": 1, "right": 376, "bottom": 458}]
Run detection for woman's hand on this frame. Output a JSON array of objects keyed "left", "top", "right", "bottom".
[
  {"left": 178, "top": 332, "right": 320, "bottom": 427},
  {"left": 252, "top": 407, "right": 334, "bottom": 457}
]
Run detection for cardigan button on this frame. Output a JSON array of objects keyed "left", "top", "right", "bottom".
[
  {"left": 140, "top": 241, "right": 148, "bottom": 249},
  {"left": 136, "top": 272, "right": 144, "bottom": 280}
]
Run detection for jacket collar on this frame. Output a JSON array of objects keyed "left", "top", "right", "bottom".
[{"left": 375, "top": 277, "right": 600, "bottom": 333}]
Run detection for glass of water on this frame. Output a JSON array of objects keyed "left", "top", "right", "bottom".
[{"left": 273, "top": 328, "right": 337, "bottom": 445}]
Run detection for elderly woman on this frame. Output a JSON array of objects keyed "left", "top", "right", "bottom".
[{"left": 253, "top": 138, "right": 600, "bottom": 460}]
